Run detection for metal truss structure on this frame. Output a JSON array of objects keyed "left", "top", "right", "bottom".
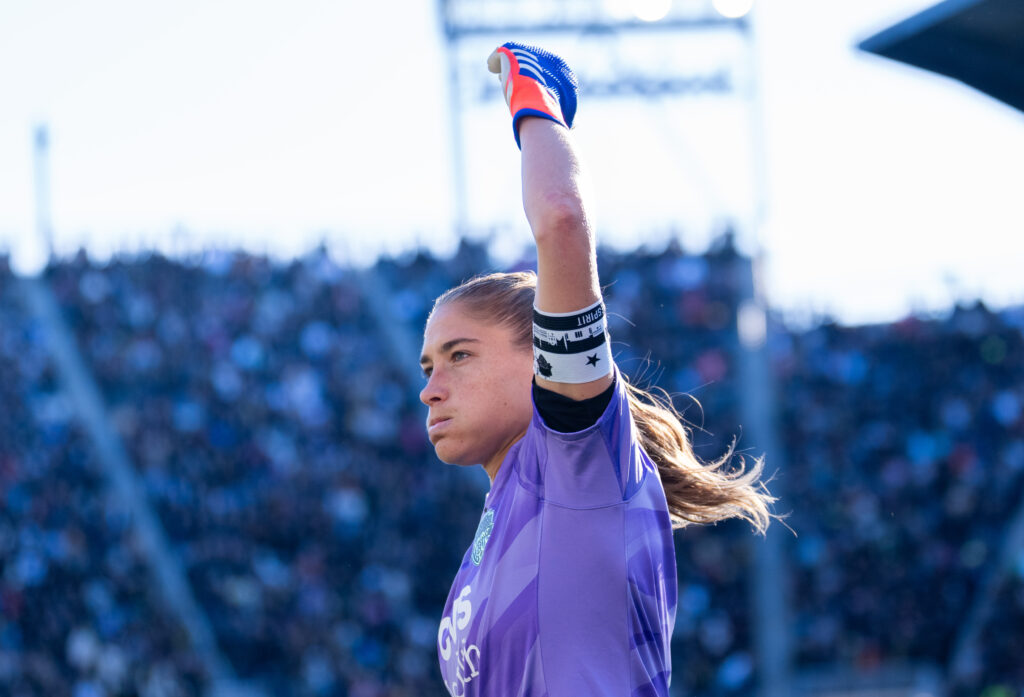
[{"left": 438, "top": 0, "right": 763, "bottom": 242}]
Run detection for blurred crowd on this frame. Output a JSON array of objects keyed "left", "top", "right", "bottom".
[
  {"left": 775, "top": 299, "right": 1024, "bottom": 695},
  {"left": 41, "top": 248, "right": 484, "bottom": 696},
  {"left": 0, "top": 258, "right": 204, "bottom": 696},
  {"left": 978, "top": 576, "right": 1024, "bottom": 691},
  {"left": 1, "top": 238, "right": 1022, "bottom": 695}
]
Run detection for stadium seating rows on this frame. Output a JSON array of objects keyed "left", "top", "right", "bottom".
[
  {"left": 1, "top": 240, "right": 1022, "bottom": 695},
  {"left": 0, "top": 259, "right": 205, "bottom": 696}
]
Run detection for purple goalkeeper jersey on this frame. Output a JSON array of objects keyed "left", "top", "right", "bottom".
[{"left": 437, "top": 369, "right": 677, "bottom": 696}]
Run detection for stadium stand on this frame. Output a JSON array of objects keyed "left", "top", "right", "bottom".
[
  {"left": 972, "top": 575, "right": 1024, "bottom": 691},
  {"left": 2, "top": 238, "right": 1022, "bottom": 695},
  {"left": 777, "top": 299, "right": 1024, "bottom": 695},
  {"left": 0, "top": 256, "right": 205, "bottom": 696},
  {"left": 42, "top": 248, "right": 485, "bottom": 696}
]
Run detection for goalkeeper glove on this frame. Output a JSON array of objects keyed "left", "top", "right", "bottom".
[{"left": 487, "top": 42, "right": 579, "bottom": 149}]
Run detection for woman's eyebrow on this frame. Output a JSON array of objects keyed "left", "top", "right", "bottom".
[{"left": 419, "top": 338, "right": 481, "bottom": 366}]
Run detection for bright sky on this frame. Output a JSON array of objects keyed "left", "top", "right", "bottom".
[{"left": 1, "top": 0, "right": 1021, "bottom": 326}]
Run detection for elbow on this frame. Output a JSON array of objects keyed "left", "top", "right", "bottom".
[{"left": 528, "top": 193, "right": 589, "bottom": 247}]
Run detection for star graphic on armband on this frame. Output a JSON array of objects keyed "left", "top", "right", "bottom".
[{"left": 586, "top": 354, "right": 600, "bottom": 367}]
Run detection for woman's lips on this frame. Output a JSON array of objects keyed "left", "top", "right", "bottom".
[{"left": 428, "top": 417, "right": 452, "bottom": 436}]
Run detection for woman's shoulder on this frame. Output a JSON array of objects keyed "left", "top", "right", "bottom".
[{"left": 512, "top": 370, "right": 648, "bottom": 506}]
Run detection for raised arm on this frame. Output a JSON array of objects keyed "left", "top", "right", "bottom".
[
  {"left": 520, "top": 119, "right": 601, "bottom": 315},
  {"left": 489, "top": 43, "right": 613, "bottom": 401}
]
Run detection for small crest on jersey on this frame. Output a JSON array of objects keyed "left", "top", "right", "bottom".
[{"left": 471, "top": 509, "right": 495, "bottom": 566}]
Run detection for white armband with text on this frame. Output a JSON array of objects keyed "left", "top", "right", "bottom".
[{"left": 532, "top": 300, "right": 613, "bottom": 384}]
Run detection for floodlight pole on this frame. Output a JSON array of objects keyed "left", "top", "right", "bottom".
[
  {"left": 736, "top": 6, "right": 791, "bottom": 697},
  {"left": 33, "top": 124, "right": 55, "bottom": 260},
  {"left": 437, "top": 3, "right": 469, "bottom": 234},
  {"left": 437, "top": 0, "right": 748, "bottom": 233}
]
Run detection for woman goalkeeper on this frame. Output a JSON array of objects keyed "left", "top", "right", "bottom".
[{"left": 417, "top": 42, "right": 775, "bottom": 697}]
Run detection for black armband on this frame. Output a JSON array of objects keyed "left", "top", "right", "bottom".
[{"left": 533, "top": 376, "right": 616, "bottom": 432}]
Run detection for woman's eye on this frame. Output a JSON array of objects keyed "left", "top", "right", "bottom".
[{"left": 452, "top": 351, "right": 469, "bottom": 363}]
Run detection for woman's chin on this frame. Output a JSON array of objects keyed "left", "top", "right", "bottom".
[{"left": 433, "top": 441, "right": 467, "bottom": 466}]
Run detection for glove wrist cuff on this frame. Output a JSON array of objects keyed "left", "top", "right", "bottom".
[{"left": 509, "top": 78, "right": 566, "bottom": 148}]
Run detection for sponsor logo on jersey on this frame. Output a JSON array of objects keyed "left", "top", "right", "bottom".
[
  {"left": 472, "top": 508, "right": 495, "bottom": 566},
  {"left": 439, "top": 585, "right": 481, "bottom": 696}
]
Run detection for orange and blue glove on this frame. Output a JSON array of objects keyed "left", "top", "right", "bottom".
[{"left": 487, "top": 42, "right": 579, "bottom": 149}]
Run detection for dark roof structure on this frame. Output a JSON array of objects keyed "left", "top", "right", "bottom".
[{"left": 858, "top": 0, "right": 1024, "bottom": 112}]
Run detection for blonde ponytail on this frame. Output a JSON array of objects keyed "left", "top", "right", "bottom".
[{"left": 622, "top": 378, "right": 774, "bottom": 533}]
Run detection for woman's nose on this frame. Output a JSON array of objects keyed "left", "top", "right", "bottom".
[{"left": 420, "top": 371, "right": 446, "bottom": 405}]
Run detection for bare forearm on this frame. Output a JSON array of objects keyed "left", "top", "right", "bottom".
[{"left": 519, "top": 118, "right": 600, "bottom": 314}]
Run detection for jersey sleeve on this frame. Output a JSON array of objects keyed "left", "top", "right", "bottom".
[{"left": 516, "top": 363, "right": 653, "bottom": 507}]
